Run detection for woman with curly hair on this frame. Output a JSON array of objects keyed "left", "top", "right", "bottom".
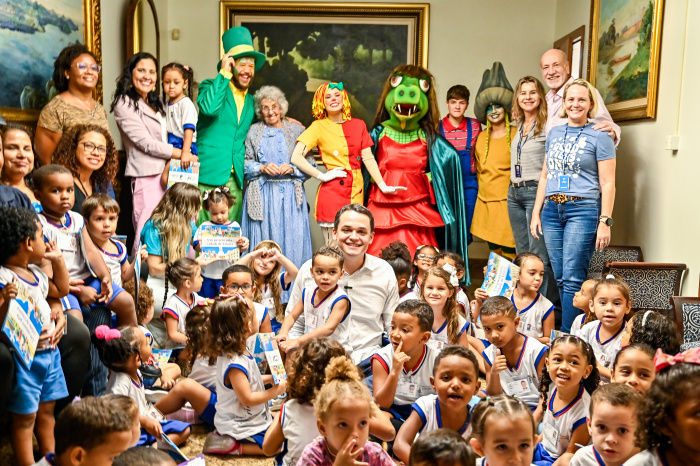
[
  {"left": 51, "top": 124, "right": 119, "bottom": 213},
  {"left": 35, "top": 44, "right": 108, "bottom": 166}
]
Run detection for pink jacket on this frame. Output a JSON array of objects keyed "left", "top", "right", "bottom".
[{"left": 113, "top": 97, "right": 173, "bottom": 177}]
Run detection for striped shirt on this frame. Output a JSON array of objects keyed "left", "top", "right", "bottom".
[{"left": 440, "top": 116, "right": 481, "bottom": 173}]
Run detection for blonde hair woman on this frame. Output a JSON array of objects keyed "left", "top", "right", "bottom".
[{"left": 530, "top": 78, "right": 616, "bottom": 332}]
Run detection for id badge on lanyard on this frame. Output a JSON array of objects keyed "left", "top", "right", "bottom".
[{"left": 558, "top": 125, "right": 584, "bottom": 192}]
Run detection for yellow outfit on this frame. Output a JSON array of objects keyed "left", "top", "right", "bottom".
[{"left": 470, "top": 127, "right": 516, "bottom": 248}]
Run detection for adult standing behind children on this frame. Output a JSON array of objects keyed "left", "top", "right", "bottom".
[
  {"left": 284, "top": 204, "right": 399, "bottom": 369},
  {"left": 196, "top": 26, "right": 265, "bottom": 224},
  {"left": 540, "top": 48, "right": 620, "bottom": 143},
  {"left": 35, "top": 44, "right": 109, "bottom": 166},
  {"left": 507, "top": 76, "right": 559, "bottom": 312},
  {"left": 439, "top": 85, "right": 481, "bottom": 246},
  {"left": 112, "top": 52, "right": 182, "bottom": 254}
]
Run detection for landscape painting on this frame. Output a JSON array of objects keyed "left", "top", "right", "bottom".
[
  {"left": 0, "top": 0, "right": 101, "bottom": 123},
  {"left": 222, "top": 2, "right": 429, "bottom": 128},
  {"left": 588, "top": 0, "right": 664, "bottom": 121}
]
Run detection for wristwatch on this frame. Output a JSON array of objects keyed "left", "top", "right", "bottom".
[{"left": 599, "top": 215, "right": 614, "bottom": 226}]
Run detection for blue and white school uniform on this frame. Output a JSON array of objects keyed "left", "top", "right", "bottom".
[
  {"left": 139, "top": 324, "right": 154, "bottom": 347},
  {"left": 215, "top": 351, "right": 272, "bottom": 446},
  {"left": 398, "top": 290, "right": 416, "bottom": 303},
  {"left": 0, "top": 265, "right": 68, "bottom": 415},
  {"left": 97, "top": 238, "right": 127, "bottom": 287},
  {"left": 106, "top": 371, "right": 189, "bottom": 445},
  {"left": 625, "top": 449, "right": 666, "bottom": 466},
  {"left": 570, "top": 445, "right": 628, "bottom": 466},
  {"left": 513, "top": 293, "right": 555, "bottom": 339},
  {"left": 39, "top": 212, "right": 123, "bottom": 311},
  {"left": 371, "top": 343, "right": 438, "bottom": 420},
  {"left": 482, "top": 335, "right": 547, "bottom": 410},
  {"left": 193, "top": 220, "right": 241, "bottom": 298},
  {"left": 260, "top": 272, "right": 291, "bottom": 331},
  {"left": 189, "top": 356, "right": 218, "bottom": 425},
  {"left": 569, "top": 314, "right": 588, "bottom": 336},
  {"left": 427, "top": 313, "right": 470, "bottom": 352},
  {"left": 412, "top": 394, "right": 472, "bottom": 439},
  {"left": 456, "top": 288, "right": 470, "bottom": 320},
  {"left": 161, "top": 292, "right": 201, "bottom": 347},
  {"left": 302, "top": 285, "right": 351, "bottom": 353},
  {"left": 577, "top": 320, "right": 625, "bottom": 382},
  {"left": 279, "top": 399, "right": 319, "bottom": 466},
  {"left": 534, "top": 384, "right": 590, "bottom": 464},
  {"left": 166, "top": 96, "right": 198, "bottom": 153}
]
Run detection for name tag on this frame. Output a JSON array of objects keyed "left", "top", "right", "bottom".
[
  {"left": 558, "top": 174, "right": 570, "bottom": 191},
  {"left": 426, "top": 339, "right": 445, "bottom": 352},
  {"left": 543, "top": 412, "right": 559, "bottom": 451},
  {"left": 514, "top": 164, "right": 522, "bottom": 178},
  {"left": 506, "top": 378, "right": 531, "bottom": 396},
  {"left": 306, "top": 312, "right": 318, "bottom": 330},
  {"left": 57, "top": 233, "right": 78, "bottom": 252},
  {"left": 396, "top": 378, "right": 417, "bottom": 397}
]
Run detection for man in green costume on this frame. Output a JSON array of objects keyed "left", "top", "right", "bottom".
[
  {"left": 196, "top": 26, "right": 266, "bottom": 223},
  {"left": 365, "top": 64, "right": 470, "bottom": 284}
]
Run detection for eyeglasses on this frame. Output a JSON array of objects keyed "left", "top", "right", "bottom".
[
  {"left": 261, "top": 104, "right": 279, "bottom": 114},
  {"left": 80, "top": 142, "right": 107, "bottom": 156},
  {"left": 417, "top": 254, "right": 436, "bottom": 261},
  {"left": 226, "top": 283, "right": 252, "bottom": 292},
  {"left": 72, "top": 63, "right": 101, "bottom": 73}
]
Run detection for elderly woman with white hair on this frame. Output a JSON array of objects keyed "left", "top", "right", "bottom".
[{"left": 241, "top": 85, "right": 316, "bottom": 270}]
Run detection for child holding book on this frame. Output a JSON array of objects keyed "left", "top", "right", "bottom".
[
  {"left": 0, "top": 206, "right": 70, "bottom": 466},
  {"left": 193, "top": 186, "right": 250, "bottom": 298}
]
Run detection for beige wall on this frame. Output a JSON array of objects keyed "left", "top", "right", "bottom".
[{"left": 100, "top": 0, "right": 699, "bottom": 293}]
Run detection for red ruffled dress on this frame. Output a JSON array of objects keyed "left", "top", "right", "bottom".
[{"left": 367, "top": 135, "right": 444, "bottom": 256}]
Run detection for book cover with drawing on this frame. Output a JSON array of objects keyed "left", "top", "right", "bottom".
[
  {"left": 159, "top": 432, "right": 188, "bottom": 462},
  {"left": 480, "top": 252, "right": 521, "bottom": 298},
  {"left": 1, "top": 277, "right": 43, "bottom": 369},
  {"left": 199, "top": 223, "right": 241, "bottom": 262},
  {"left": 257, "top": 333, "right": 287, "bottom": 384},
  {"left": 167, "top": 160, "right": 200, "bottom": 188}
]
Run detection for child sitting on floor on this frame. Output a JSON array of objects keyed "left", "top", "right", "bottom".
[
  {"left": 32, "top": 164, "right": 136, "bottom": 327},
  {"left": 0, "top": 206, "right": 70, "bottom": 466}
]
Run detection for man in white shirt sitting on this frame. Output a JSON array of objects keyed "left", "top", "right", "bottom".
[{"left": 285, "top": 204, "right": 399, "bottom": 372}]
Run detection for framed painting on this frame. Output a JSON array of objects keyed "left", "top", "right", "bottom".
[
  {"left": 587, "top": 0, "right": 664, "bottom": 121},
  {"left": 221, "top": 1, "right": 429, "bottom": 128},
  {"left": 0, "top": 0, "right": 102, "bottom": 124}
]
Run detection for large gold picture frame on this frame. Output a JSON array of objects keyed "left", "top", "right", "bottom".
[
  {"left": 220, "top": 1, "right": 429, "bottom": 128},
  {"left": 587, "top": 0, "right": 664, "bottom": 121},
  {"left": 0, "top": 0, "right": 102, "bottom": 124}
]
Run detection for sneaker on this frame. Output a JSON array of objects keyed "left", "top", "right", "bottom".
[
  {"left": 203, "top": 431, "right": 242, "bottom": 455},
  {"left": 268, "top": 392, "right": 287, "bottom": 411},
  {"left": 166, "top": 406, "right": 200, "bottom": 424},
  {"left": 144, "top": 387, "right": 168, "bottom": 404}
]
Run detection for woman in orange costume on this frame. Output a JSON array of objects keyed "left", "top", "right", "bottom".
[{"left": 290, "top": 82, "right": 403, "bottom": 244}]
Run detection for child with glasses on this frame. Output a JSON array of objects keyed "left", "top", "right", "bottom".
[{"left": 409, "top": 245, "right": 440, "bottom": 300}]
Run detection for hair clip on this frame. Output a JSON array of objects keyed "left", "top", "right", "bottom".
[
  {"left": 606, "top": 274, "right": 615, "bottom": 279},
  {"left": 196, "top": 298, "right": 215, "bottom": 306},
  {"left": 95, "top": 325, "right": 121, "bottom": 341},
  {"left": 441, "top": 263, "right": 460, "bottom": 287},
  {"left": 202, "top": 191, "right": 210, "bottom": 201},
  {"left": 654, "top": 347, "right": 700, "bottom": 372},
  {"left": 641, "top": 310, "right": 652, "bottom": 327},
  {"left": 231, "top": 292, "right": 249, "bottom": 307},
  {"left": 184, "top": 65, "right": 190, "bottom": 70}
]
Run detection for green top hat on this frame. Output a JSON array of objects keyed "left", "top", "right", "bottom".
[{"left": 218, "top": 26, "right": 266, "bottom": 72}]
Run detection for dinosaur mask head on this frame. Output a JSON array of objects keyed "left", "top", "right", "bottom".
[{"left": 373, "top": 65, "right": 440, "bottom": 134}]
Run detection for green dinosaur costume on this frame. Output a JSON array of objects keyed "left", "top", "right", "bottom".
[{"left": 365, "top": 65, "right": 470, "bottom": 284}]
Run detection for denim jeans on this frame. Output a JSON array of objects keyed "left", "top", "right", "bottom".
[
  {"left": 507, "top": 183, "right": 560, "bottom": 319},
  {"left": 542, "top": 197, "right": 600, "bottom": 332}
]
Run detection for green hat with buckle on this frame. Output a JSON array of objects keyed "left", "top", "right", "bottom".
[{"left": 218, "top": 26, "right": 266, "bottom": 72}]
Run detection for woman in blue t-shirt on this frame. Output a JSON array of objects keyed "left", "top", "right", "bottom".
[{"left": 530, "top": 79, "right": 616, "bottom": 332}]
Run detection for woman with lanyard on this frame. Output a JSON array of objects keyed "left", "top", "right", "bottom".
[
  {"left": 507, "top": 76, "right": 559, "bottom": 313},
  {"left": 530, "top": 79, "right": 616, "bottom": 332}
]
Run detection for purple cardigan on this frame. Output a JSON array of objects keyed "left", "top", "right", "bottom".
[{"left": 113, "top": 97, "right": 173, "bottom": 178}]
